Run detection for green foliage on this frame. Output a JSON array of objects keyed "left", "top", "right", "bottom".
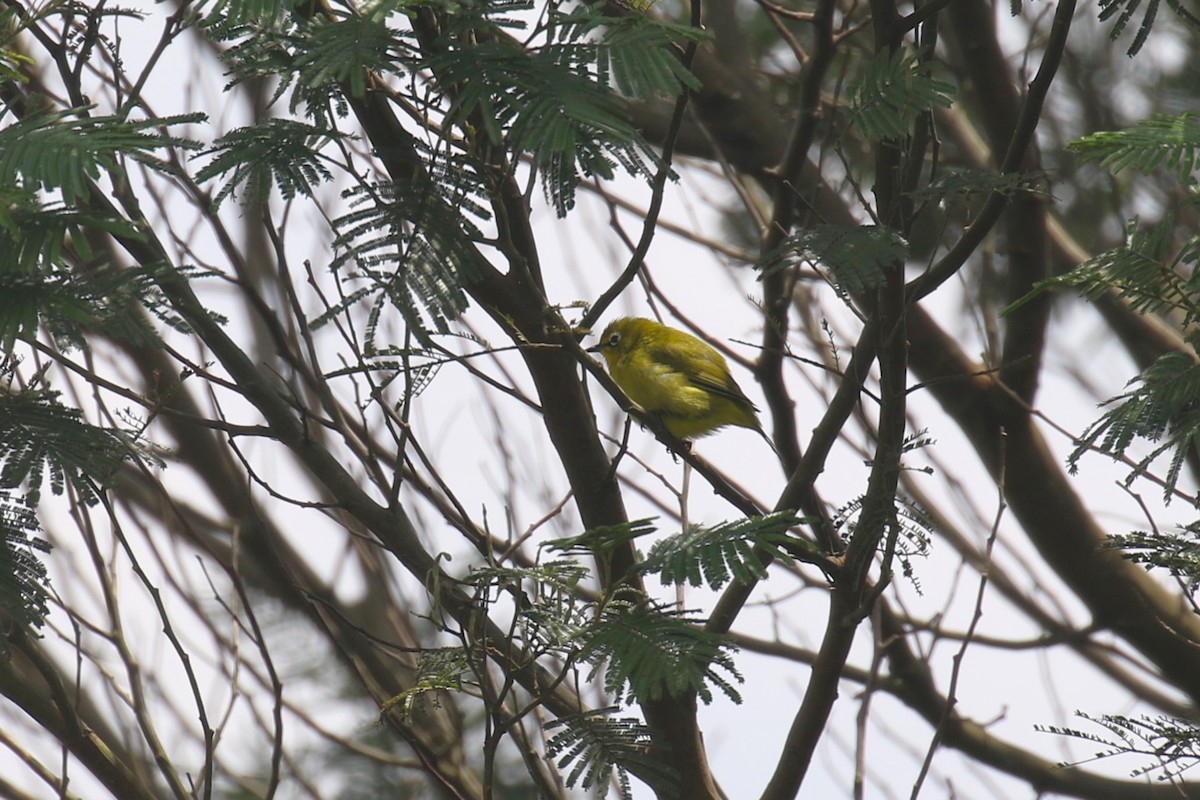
[
  {"left": 1009, "top": 120, "right": 1200, "bottom": 501},
  {"left": 544, "top": 517, "right": 657, "bottom": 559},
  {"left": 203, "top": 0, "right": 700, "bottom": 345},
  {"left": 380, "top": 647, "right": 473, "bottom": 720},
  {"left": 200, "top": 0, "right": 290, "bottom": 27},
  {"left": 848, "top": 47, "right": 955, "bottom": 142},
  {"left": 1068, "top": 113, "right": 1200, "bottom": 182},
  {"left": 1097, "top": 0, "right": 1200, "bottom": 57},
  {"left": 635, "top": 512, "right": 805, "bottom": 589},
  {"left": 0, "top": 261, "right": 165, "bottom": 352},
  {"left": 545, "top": 708, "right": 674, "bottom": 799},
  {"left": 423, "top": 29, "right": 657, "bottom": 216},
  {"left": 293, "top": 9, "right": 411, "bottom": 99},
  {"left": 464, "top": 559, "right": 591, "bottom": 646},
  {"left": 321, "top": 175, "right": 485, "bottom": 338},
  {"left": 0, "top": 196, "right": 139, "bottom": 276},
  {"left": 194, "top": 119, "right": 344, "bottom": 205},
  {"left": 760, "top": 225, "right": 909, "bottom": 296},
  {"left": 321, "top": 345, "right": 443, "bottom": 398},
  {"left": 0, "top": 48, "right": 32, "bottom": 85},
  {"left": 1011, "top": 216, "right": 1200, "bottom": 325},
  {"left": 542, "top": 522, "right": 750, "bottom": 703},
  {"left": 208, "top": 15, "right": 305, "bottom": 106},
  {"left": 1037, "top": 712, "right": 1200, "bottom": 781},
  {"left": 0, "top": 492, "right": 51, "bottom": 658},
  {"left": 0, "top": 381, "right": 131, "bottom": 506},
  {"left": 579, "top": 590, "right": 742, "bottom": 704},
  {"left": 833, "top": 493, "right": 933, "bottom": 591},
  {"left": 554, "top": 10, "right": 704, "bottom": 100},
  {"left": 1107, "top": 523, "right": 1200, "bottom": 593},
  {"left": 1069, "top": 351, "right": 1200, "bottom": 499},
  {"left": 0, "top": 109, "right": 202, "bottom": 199},
  {"left": 910, "top": 168, "right": 1043, "bottom": 202}
]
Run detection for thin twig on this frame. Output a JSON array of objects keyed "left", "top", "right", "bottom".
[{"left": 911, "top": 428, "right": 1007, "bottom": 799}]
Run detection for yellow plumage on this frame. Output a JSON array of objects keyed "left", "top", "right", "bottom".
[{"left": 588, "top": 317, "right": 769, "bottom": 442}]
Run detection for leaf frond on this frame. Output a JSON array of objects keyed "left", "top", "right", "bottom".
[
  {"left": 0, "top": 491, "right": 52, "bottom": 657},
  {"left": 1005, "top": 216, "right": 1200, "bottom": 323},
  {"left": 760, "top": 225, "right": 908, "bottom": 296},
  {"left": 1106, "top": 523, "right": 1200, "bottom": 593},
  {"left": 635, "top": 511, "right": 804, "bottom": 589},
  {"left": 1038, "top": 712, "right": 1200, "bottom": 780},
  {"left": 1097, "top": 0, "right": 1200, "bottom": 56},
  {"left": 1068, "top": 349, "right": 1200, "bottom": 498},
  {"left": 848, "top": 46, "right": 955, "bottom": 141},
  {"left": 321, "top": 172, "right": 488, "bottom": 338},
  {"left": 544, "top": 518, "right": 657, "bottom": 558},
  {"left": 380, "top": 647, "right": 472, "bottom": 720},
  {"left": 1068, "top": 113, "right": 1200, "bottom": 181},
  {"left": 578, "top": 590, "right": 742, "bottom": 704},
  {"left": 0, "top": 381, "right": 131, "bottom": 506},
  {"left": 194, "top": 118, "right": 346, "bottom": 206},
  {"left": 545, "top": 708, "right": 675, "bottom": 798},
  {"left": 0, "top": 109, "right": 203, "bottom": 199}
]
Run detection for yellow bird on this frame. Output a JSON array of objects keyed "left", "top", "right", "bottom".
[{"left": 588, "top": 317, "right": 772, "bottom": 444}]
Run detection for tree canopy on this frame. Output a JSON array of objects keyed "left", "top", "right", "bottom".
[{"left": 3, "top": 0, "right": 1200, "bottom": 798}]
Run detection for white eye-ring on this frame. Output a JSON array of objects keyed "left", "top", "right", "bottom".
[{"left": 607, "top": 333, "right": 621, "bottom": 347}]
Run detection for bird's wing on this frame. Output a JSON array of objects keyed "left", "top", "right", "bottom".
[{"left": 645, "top": 340, "right": 758, "bottom": 411}]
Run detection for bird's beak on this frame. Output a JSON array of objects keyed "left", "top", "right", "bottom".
[{"left": 586, "top": 343, "right": 603, "bottom": 353}]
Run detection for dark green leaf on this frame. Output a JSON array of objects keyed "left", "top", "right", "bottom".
[
  {"left": 760, "top": 225, "right": 908, "bottom": 295},
  {"left": 194, "top": 118, "right": 345, "bottom": 206},
  {"left": 577, "top": 591, "right": 742, "bottom": 704},
  {"left": 0, "top": 492, "right": 52, "bottom": 658},
  {"left": 1068, "top": 113, "right": 1200, "bottom": 181},
  {"left": 1097, "top": 0, "right": 1200, "bottom": 57},
  {"left": 1069, "top": 350, "right": 1200, "bottom": 499},
  {"left": 0, "top": 386, "right": 131, "bottom": 506},
  {"left": 0, "top": 110, "right": 203, "bottom": 199},
  {"left": 848, "top": 47, "right": 955, "bottom": 141},
  {"left": 636, "top": 512, "right": 803, "bottom": 589},
  {"left": 546, "top": 709, "right": 675, "bottom": 798}
]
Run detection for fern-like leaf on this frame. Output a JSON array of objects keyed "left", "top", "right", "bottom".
[
  {"left": 292, "top": 7, "right": 416, "bottom": 99},
  {"left": 0, "top": 261, "right": 165, "bottom": 352},
  {"left": 849, "top": 47, "right": 955, "bottom": 141},
  {"left": 832, "top": 493, "right": 933, "bottom": 593},
  {"left": 635, "top": 512, "right": 804, "bottom": 589},
  {"left": 545, "top": 708, "right": 675, "bottom": 799},
  {"left": 552, "top": 10, "right": 703, "bottom": 99},
  {"left": 1097, "top": 0, "right": 1200, "bottom": 57},
  {"left": 544, "top": 518, "right": 657, "bottom": 558},
  {"left": 203, "top": 0, "right": 289, "bottom": 26},
  {"left": 380, "top": 647, "right": 473, "bottom": 720},
  {"left": 0, "top": 385, "right": 130, "bottom": 506},
  {"left": 910, "top": 168, "right": 1042, "bottom": 202},
  {"left": 760, "top": 225, "right": 908, "bottom": 296},
  {"left": 0, "top": 491, "right": 52, "bottom": 658},
  {"left": 1037, "top": 712, "right": 1200, "bottom": 781},
  {"left": 0, "top": 109, "right": 203, "bottom": 199},
  {"left": 0, "top": 49, "right": 33, "bottom": 87},
  {"left": 195, "top": 118, "right": 344, "bottom": 206},
  {"left": 423, "top": 23, "right": 658, "bottom": 215},
  {"left": 579, "top": 591, "right": 742, "bottom": 704},
  {"left": 1106, "top": 523, "right": 1200, "bottom": 593},
  {"left": 0, "top": 198, "right": 141, "bottom": 275},
  {"left": 1006, "top": 217, "right": 1200, "bottom": 324},
  {"left": 323, "top": 173, "right": 485, "bottom": 339},
  {"left": 1069, "top": 350, "right": 1200, "bottom": 498},
  {"left": 1068, "top": 113, "right": 1200, "bottom": 181}
]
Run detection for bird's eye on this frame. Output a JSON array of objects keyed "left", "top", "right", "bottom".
[{"left": 607, "top": 333, "right": 621, "bottom": 347}]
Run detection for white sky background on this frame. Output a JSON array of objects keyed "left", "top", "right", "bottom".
[{"left": 5, "top": 0, "right": 1197, "bottom": 798}]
